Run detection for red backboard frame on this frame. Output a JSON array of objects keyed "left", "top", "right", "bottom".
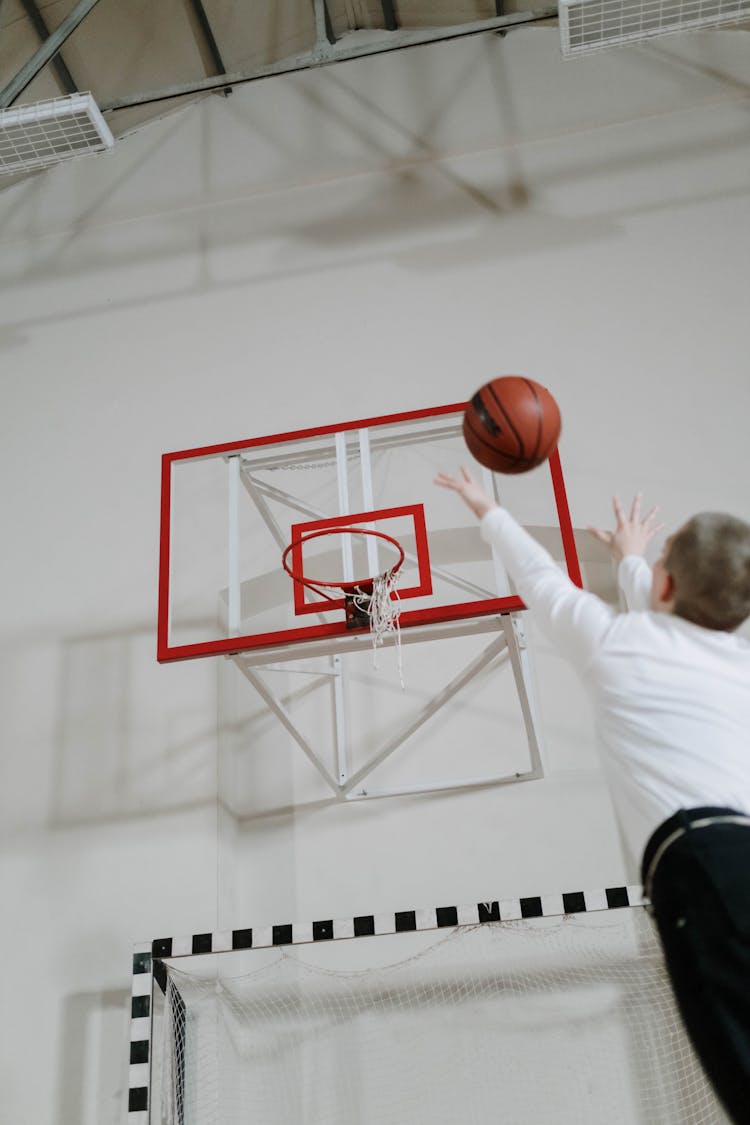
[{"left": 157, "top": 402, "right": 582, "bottom": 662}]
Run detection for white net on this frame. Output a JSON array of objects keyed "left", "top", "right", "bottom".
[
  {"left": 156, "top": 909, "right": 727, "bottom": 1125},
  {"left": 351, "top": 569, "right": 403, "bottom": 684},
  {"left": 358, "top": 570, "right": 402, "bottom": 649}
]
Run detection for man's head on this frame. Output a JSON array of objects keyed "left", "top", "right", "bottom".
[{"left": 651, "top": 513, "right": 750, "bottom": 631}]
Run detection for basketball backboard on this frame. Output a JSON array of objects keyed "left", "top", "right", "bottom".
[{"left": 158, "top": 403, "right": 581, "bottom": 664}]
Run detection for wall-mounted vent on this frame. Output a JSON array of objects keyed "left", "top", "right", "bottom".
[
  {"left": 559, "top": 0, "right": 750, "bottom": 55},
  {"left": 0, "top": 93, "right": 114, "bottom": 176}
]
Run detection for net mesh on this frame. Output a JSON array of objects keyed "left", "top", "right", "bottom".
[
  {"left": 157, "top": 909, "right": 727, "bottom": 1125},
  {"left": 352, "top": 569, "right": 403, "bottom": 684}
]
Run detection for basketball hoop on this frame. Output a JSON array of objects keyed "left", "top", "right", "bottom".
[{"left": 282, "top": 527, "right": 406, "bottom": 679}]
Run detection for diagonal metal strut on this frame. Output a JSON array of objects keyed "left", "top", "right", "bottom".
[
  {"left": 0, "top": 0, "right": 103, "bottom": 108},
  {"left": 341, "top": 633, "right": 510, "bottom": 795},
  {"left": 18, "top": 0, "right": 78, "bottom": 95},
  {"left": 235, "top": 662, "right": 341, "bottom": 794},
  {"left": 186, "top": 0, "right": 231, "bottom": 96}
]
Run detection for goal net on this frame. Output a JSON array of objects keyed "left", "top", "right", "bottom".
[{"left": 154, "top": 908, "right": 726, "bottom": 1125}]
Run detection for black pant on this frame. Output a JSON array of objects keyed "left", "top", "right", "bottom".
[{"left": 642, "top": 807, "right": 750, "bottom": 1125}]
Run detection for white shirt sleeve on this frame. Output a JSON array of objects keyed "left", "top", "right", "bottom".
[
  {"left": 617, "top": 556, "right": 653, "bottom": 612},
  {"left": 480, "top": 507, "right": 615, "bottom": 670}
]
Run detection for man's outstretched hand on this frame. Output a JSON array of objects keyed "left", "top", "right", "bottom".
[
  {"left": 434, "top": 466, "right": 497, "bottom": 521},
  {"left": 588, "top": 494, "right": 664, "bottom": 561}
]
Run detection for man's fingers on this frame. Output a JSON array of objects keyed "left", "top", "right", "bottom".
[
  {"left": 434, "top": 472, "right": 459, "bottom": 490},
  {"left": 587, "top": 527, "right": 612, "bottom": 544},
  {"left": 643, "top": 505, "right": 659, "bottom": 525},
  {"left": 435, "top": 469, "right": 477, "bottom": 494},
  {"left": 612, "top": 495, "right": 626, "bottom": 526},
  {"left": 629, "top": 492, "right": 642, "bottom": 522}
]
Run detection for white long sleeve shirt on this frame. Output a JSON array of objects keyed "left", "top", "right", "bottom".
[{"left": 480, "top": 506, "right": 750, "bottom": 866}]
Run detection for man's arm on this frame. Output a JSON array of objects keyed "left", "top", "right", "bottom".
[
  {"left": 435, "top": 469, "right": 664, "bottom": 666},
  {"left": 618, "top": 556, "right": 653, "bottom": 612},
  {"left": 479, "top": 507, "right": 614, "bottom": 667},
  {"left": 435, "top": 468, "right": 615, "bottom": 668},
  {"left": 588, "top": 493, "right": 663, "bottom": 613}
]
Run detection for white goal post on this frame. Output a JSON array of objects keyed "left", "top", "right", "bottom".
[{"left": 129, "top": 884, "right": 726, "bottom": 1125}]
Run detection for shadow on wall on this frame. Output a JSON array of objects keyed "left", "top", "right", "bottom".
[
  {"left": 0, "top": 162, "right": 612, "bottom": 297},
  {"left": 48, "top": 623, "right": 218, "bottom": 830},
  {"left": 0, "top": 324, "right": 28, "bottom": 351},
  {"left": 3, "top": 138, "right": 747, "bottom": 345},
  {"left": 0, "top": 90, "right": 745, "bottom": 342},
  {"left": 56, "top": 986, "right": 130, "bottom": 1125}
]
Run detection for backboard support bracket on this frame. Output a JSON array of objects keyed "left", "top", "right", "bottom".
[{"left": 230, "top": 612, "right": 545, "bottom": 802}]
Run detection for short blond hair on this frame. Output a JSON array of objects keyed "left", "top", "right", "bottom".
[{"left": 666, "top": 512, "right": 750, "bottom": 632}]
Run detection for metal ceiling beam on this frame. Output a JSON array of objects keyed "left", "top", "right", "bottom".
[
  {"left": 312, "top": 0, "right": 337, "bottom": 47},
  {"left": 186, "top": 0, "right": 231, "bottom": 96},
  {"left": 381, "top": 1, "right": 398, "bottom": 31},
  {"left": 101, "top": 8, "right": 557, "bottom": 113},
  {"left": 19, "top": 0, "right": 78, "bottom": 95},
  {"left": 0, "top": 0, "right": 103, "bottom": 108}
]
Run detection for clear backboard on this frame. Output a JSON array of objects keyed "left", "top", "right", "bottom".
[{"left": 158, "top": 403, "right": 581, "bottom": 663}]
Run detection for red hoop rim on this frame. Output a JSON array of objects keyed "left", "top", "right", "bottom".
[{"left": 282, "top": 526, "right": 405, "bottom": 602}]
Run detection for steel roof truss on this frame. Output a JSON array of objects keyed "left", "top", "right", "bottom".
[{"left": 0, "top": 0, "right": 103, "bottom": 108}]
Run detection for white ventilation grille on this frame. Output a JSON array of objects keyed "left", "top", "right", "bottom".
[
  {"left": 559, "top": 0, "right": 750, "bottom": 55},
  {"left": 0, "top": 93, "right": 114, "bottom": 176}
]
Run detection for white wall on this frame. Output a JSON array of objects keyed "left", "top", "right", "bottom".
[{"left": 0, "top": 26, "right": 748, "bottom": 1124}]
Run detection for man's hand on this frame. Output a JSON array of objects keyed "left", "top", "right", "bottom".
[
  {"left": 434, "top": 466, "right": 498, "bottom": 521},
  {"left": 588, "top": 494, "right": 664, "bottom": 561}
]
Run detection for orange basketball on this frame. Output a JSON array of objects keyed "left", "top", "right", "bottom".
[{"left": 462, "top": 376, "right": 561, "bottom": 474}]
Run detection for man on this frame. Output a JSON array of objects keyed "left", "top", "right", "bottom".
[{"left": 436, "top": 467, "right": 750, "bottom": 1123}]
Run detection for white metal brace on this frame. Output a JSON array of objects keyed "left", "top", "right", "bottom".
[{"left": 231, "top": 619, "right": 537, "bottom": 801}]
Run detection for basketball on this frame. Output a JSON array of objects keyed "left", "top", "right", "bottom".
[{"left": 462, "top": 376, "right": 561, "bottom": 474}]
